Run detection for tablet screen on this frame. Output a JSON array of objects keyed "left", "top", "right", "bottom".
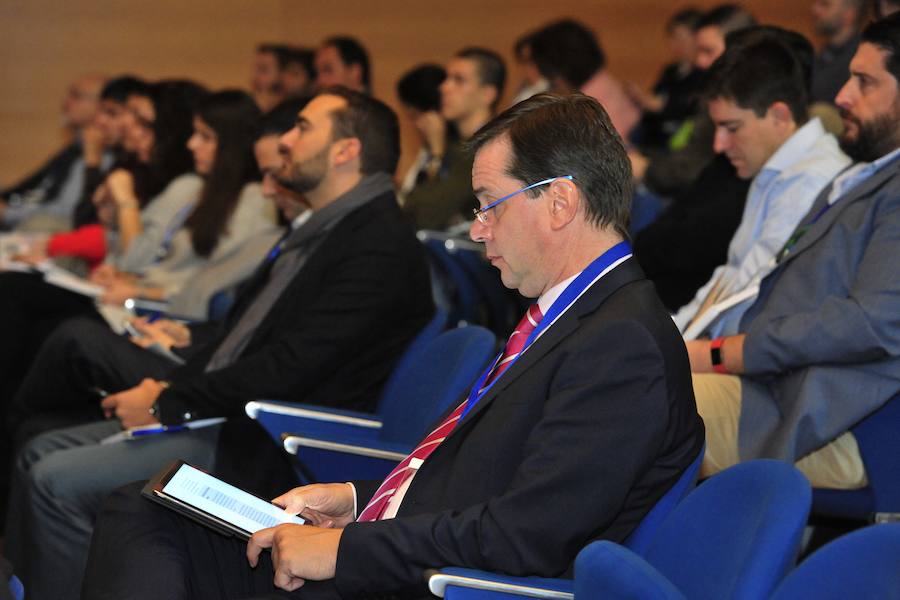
[{"left": 161, "top": 463, "right": 305, "bottom": 535}]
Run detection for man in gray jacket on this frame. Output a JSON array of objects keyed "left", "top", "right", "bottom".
[{"left": 686, "top": 13, "right": 900, "bottom": 490}]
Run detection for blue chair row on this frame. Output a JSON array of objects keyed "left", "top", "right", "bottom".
[
  {"left": 418, "top": 230, "right": 526, "bottom": 338},
  {"left": 279, "top": 325, "right": 497, "bottom": 482},
  {"left": 429, "top": 460, "right": 811, "bottom": 600}
]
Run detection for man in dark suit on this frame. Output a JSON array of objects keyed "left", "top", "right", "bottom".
[
  {"left": 685, "top": 14, "right": 900, "bottom": 490},
  {"left": 5, "top": 88, "right": 433, "bottom": 600},
  {"left": 82, "top": 93, "right": 703, "bottom": 600}
]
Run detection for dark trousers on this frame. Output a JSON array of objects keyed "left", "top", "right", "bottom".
[
  {"left": 83, "top": 482, "right": 342, "bottom": 600},
  {"left": 0, "top": 273, "right": 102, "bottom": 521}
]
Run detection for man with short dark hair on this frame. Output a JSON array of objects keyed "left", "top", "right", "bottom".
[
  {"left": 673, "top": 29, "right": 850, "bottom": 338},
  {"left": 403, "top": 48, "right": 505, "bottom": 229},
  {"left": 685, "top": 14, "right": 900, "bottom": 490},
  {"left": 694, "top": 4, "right": 759, "bottom": 70},
  {"left": 83, "top": 92, "right": 703, "bottom": 600},
  {"left": 6, "top": 89, "right": 433, "bottom": 600},
  {"left": 280, "top": 47, "right": 317, "bottom": 99},
  {"left": 314, "top": 36, "right": 370, "bottom": 93}
]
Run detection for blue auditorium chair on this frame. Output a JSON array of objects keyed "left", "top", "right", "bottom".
[
  {"left": 245, "top": 309, "right": 447, "bottom": 443},
  {"left": 429, "top": 460, "right": 811, "bottom": 600},
  {"left": 769, "top": 523, "right": 900, "bottom": 600},
  {"left": 812, "top": 393, "right": 900, "bottom": 523},
  {"left": 274, "top": 325, "right": 496, "bottom": 481},
  {"left": 425, "top": 447, "right": 703, "bottom": 599}
]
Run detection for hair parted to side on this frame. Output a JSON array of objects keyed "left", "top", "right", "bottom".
[
  {"left": 317, "top": 86, "right": 401, "bottom": 176},
  {"left": 469, "top": 92, "right": 632, "bottom": 239},
  {"left": 705, "top": 27, "right": 812, "bottom": 123},
  {"left": 862, "top": 12, "right": 900, "bottom": 83}
]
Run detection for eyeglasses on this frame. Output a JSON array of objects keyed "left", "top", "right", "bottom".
[{"left": 472, "top": 175, "right": 574, "bottom": 224}]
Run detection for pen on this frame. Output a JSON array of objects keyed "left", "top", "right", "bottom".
[{"left": 129, "top": 425, "right": 187, "bottom": 437}]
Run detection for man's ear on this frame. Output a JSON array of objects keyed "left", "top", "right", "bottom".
[
  {"left": 332, "top": 137, "right": 362, "bottom": 167},
  {"left": 349, "top": 63, "right": 364, "bottom": 89},
  {"left": 547, "top": 178, "right": 579, "bottom": 230},
  {"left": 767, "top": 101, "right": 795, "bottom": 129},
  {"left": 480, "top": 84, "right": 499, "bottom": 112}
]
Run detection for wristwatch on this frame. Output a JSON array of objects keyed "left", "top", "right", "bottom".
[{"left": 710, "top": 337, "right": 728, "bottom": 374}]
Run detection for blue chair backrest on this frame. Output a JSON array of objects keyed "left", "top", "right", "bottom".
[
  {"left": 375, "top": 308, "right": 447, "bottom": 414},
  {"left": 623, "top": 444, "right": 704, "bottom": 555},
  {"left": 379, "top": 326, "right": 496, "bottom": 446},
  {"left": 419, "top": 233, "right": 484, "bottom": 327},
  {"left": 853, "top": 392, "right": 900, "bottom": 513},
  {"left": 770, "top": 523, "right": 900, "bottom": 600},
  {"left": 644, "top": 460, "right": 811, "bottom": 600}
]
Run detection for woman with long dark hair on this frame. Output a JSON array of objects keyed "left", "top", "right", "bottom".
[{"left": 99, "top": 90, "right": 278, "bottom": 313}]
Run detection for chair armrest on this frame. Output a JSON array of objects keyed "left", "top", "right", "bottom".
[
  {"left": 246, "top": 400, "right": 383, "bottom": 442},
  {"left": 427, "top": 567, "right": 573, "bottom": 599},
  {"left": 282, "top": 434, "right": 407, "bottom": 461}
]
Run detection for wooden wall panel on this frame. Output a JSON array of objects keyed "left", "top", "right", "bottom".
[{"left": 0, "top": 0, "right": 814, "bottom": 187}]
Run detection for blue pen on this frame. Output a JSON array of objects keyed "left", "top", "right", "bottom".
[{"left": 129, "top": 425, "right": 187, "bottom": 438}]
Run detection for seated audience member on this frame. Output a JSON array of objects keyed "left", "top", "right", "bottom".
[
  {"left": 314, "top": 36, "right": 370, "bottom": 93},
  {"left": 250, "top": 43, "right": 287, "bottom": 112},
  {"left": 4, "top": 89, "right": 433, "bottom": 600},
  {"left": 673, "top": 29, "right": 850, "bottom": 337},
  {"left": 164, "top": 97, "right": 312, "bottom": 316},
  {"left": 0, "top": 80, "right": 206, "bottom": 432},
  {"left": 684, "top": 14, "right": 900, "bottom": 490},
  {"left": 403, "top": 48, "right": 505, "bottom": 229},
  {"left": 14, "top": 76, "right": 151, "bottom": 271},
  {"left": 1, "top": 73, "right": 107, "bottom": 230},
  {"left": 510, "top": 32, "right": 549, "bottom": 105},
  {"left": 280, "top": 46, "right": 317, "bottom": 99},
  {"left": 97, "top": 89, "right": 278, "bottom": 310},
  {"left": 628, "top": 8, "right": 705, "bottom": 153},
  {"left": 634, "top": 4, "right": 757, "bottom": 200},
  {"left": 528, "top": 19, "right": 640, "bottom": 141},
  {"left": 70, "top": 76, "right": 149, "bottom": 231},
  {"left": 82, "top": 92, "right": 704, "bottom": 600},
  {"left": 811, "top": 0, "right": 868, "bottom": 104},
  {"left": 395, "top": 63, "right": 448, "bottom": 201}
]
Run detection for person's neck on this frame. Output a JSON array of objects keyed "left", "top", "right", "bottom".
[
  {"left": 456, "top": 108, "right": 492, "bottom": 140},
  {"left": 305, "top": 172, "right": 363, "bottom": 212},
  {"left": 541, "top": 229, "right": 624, "bottom": 295}
]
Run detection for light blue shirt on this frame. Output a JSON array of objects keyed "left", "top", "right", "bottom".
[
  {"left": 674, "top": 118, "right": 851, "bottom": 337},
  {"left": 826, "top": 145, "right": 900, "bottom": 204}
]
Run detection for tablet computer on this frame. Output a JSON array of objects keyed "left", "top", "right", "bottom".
[{"left": 142, "top": 460, "right": 305, "bottom": 540}]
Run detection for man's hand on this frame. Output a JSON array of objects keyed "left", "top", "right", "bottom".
[
  {"left": 246, "top": 525, "right": 343, "bottom": 591},
  {"left": 129, "top": 317, "right": 191, "bottom": 350},
  {"left": 271, "top": 483, "right": 356, "bottom": 528},
  {"left": 100, "top": 378, "right": 164, "bottom": 428}
]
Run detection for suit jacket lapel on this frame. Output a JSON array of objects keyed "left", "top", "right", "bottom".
[
  {"left": 445, "top": 258, "right": 645, "bottom": 437},
  {"left": 779, "top": 159, "right": 900, "bottom": 267}
]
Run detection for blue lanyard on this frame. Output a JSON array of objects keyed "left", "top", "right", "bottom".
[{"left": 461, "top": 241, "right": 632, "bottom": 418}]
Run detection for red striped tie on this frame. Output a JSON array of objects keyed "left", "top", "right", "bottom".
[{"left": 356, "top": 304, "right": 543, "bottom": 522}]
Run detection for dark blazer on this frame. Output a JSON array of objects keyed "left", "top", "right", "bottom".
[
  {"left": 334, "top": 258, "right": 704, "bottom": 598},
  {"left": 635, "top": 154, "right": 750, "bottom": 311},
  {"left": 155, "top": 191, "right": 434, "bottom": 424},
  {"left": 738, "top": 156, "right": 900, "bottom": 461}
]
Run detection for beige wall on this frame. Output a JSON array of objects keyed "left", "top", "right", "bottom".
[{"left": 0, "top": 0, "right": 814, "bottom": 188}]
